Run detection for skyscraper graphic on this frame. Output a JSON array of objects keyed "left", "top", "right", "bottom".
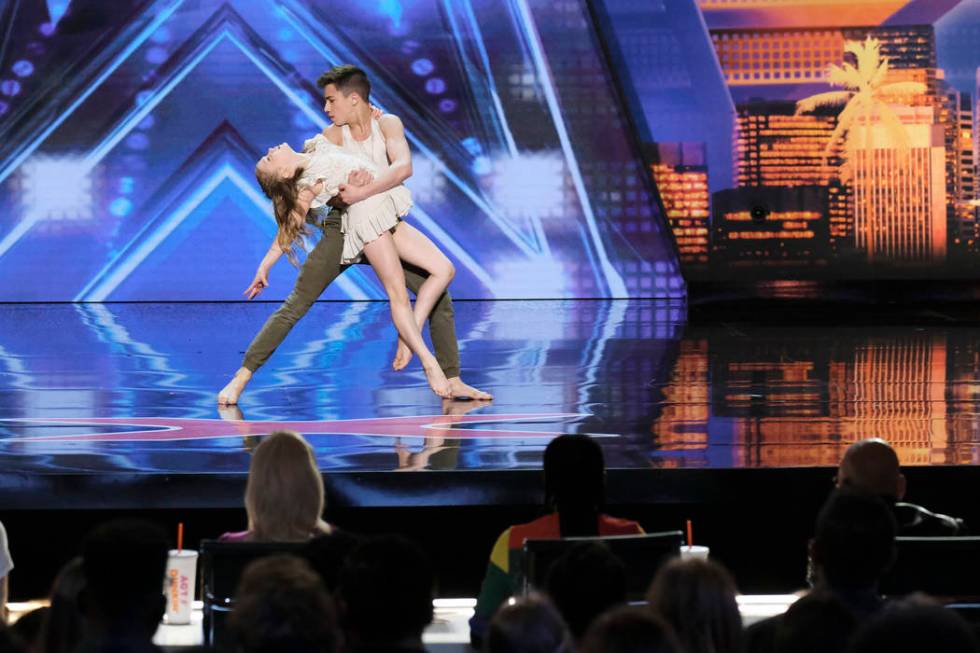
[
  {"left": 944, "top": 89, "right": 978, "bottom": 258},
  {"left": 649, "top": 143, "right": 711, "bottom": 266},
  {"left": 735, "top": 102, "right": 837, "bottom": 187},
  {"left": 850, "top": 106, "right": 947, "bottom": 263},
  {"left": 712, "top": 28, "right": 844, "bottom": 86},
  {"left": 708, "top": 22, "right": 957, "bottom": 267},
  {"left": 713, "top": 185, "right": 831, "bottom": 266}
]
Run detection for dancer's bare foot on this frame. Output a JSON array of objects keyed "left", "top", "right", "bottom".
[
  {"left": 441, "top": 397, "right": 493, "bottom": 416},
  {"left": 392, "top": 337, "right": 413, "bottom": 371},
  {"left": 422, "top": 360, "right": 453, "bottom": 399},
  {"left": 217, "top": 404, "right": 245, "bottom": 421},
  {"left": 447, "top": 377, "right": 492, "bottom": 401},
  {"left": 217, "top": 368, "right": 252, "bottom": 405}
]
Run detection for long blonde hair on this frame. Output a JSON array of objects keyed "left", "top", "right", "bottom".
[
  {"left": 255, "top": 165, "right": 310, "bottom": 267},
  {"left": 244, "top": 430, "right": 330, "bottom": 541}
]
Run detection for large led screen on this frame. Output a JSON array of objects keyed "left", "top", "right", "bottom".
[
  {"left": 0, "top": 0, "right": 684, "bottom": 301},
  {"left": 596, "top": 0, "right": 980, "bottom": 282}
]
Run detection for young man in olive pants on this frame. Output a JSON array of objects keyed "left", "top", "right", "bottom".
[
  {"left": 245, "top": 212, "right": 460, "bottom": 378},
  {"left": 217, "top": 208, "right": 489, "bottom": 404},
  {"left": 218, "top": 68, "right": 490, "bottom": 404}
]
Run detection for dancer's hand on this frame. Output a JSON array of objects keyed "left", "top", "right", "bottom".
[
  {"left": 348, "top": 169, "right": 372, "bottom": 187},
  {"left": 337, "top": 183, "right": 366, "bottom": 205},
  {"left": 370, "top": 104, "right": 383, "bottom": 120},
  {"left": 244, "top": 269, "right": 270, "bottom": 300}
]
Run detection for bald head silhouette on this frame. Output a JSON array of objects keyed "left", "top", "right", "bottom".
[{"left": 836, "top": 439, "right": 906, "bottom": 501}]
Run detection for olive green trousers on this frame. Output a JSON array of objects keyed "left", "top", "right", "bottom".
[{"left": 242, "top": 215, "right": 460, "bottom": 378}]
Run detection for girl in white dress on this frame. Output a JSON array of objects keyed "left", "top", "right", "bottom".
[{"left": 254, "top": 139, "right": 454, "bottom": 399}]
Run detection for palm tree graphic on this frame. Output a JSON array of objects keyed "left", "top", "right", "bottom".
[{"left": 796, "top": 37, "right": 928, "bottom": 261}]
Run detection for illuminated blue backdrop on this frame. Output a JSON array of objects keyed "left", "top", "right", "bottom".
[{"left": 0, "top": 0, "right": 684, "bottom": 301}]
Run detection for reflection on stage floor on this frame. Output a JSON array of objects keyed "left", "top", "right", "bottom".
[{"left": 1, "top": 300, "right": 979, "bottom": 507}]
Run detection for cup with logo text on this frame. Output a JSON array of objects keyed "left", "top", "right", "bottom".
[{"left": 163, "top": 550, "right": 197, "bottom": 625}]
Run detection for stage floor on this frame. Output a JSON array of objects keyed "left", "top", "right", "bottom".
[{"left": 2, "top": 299, "right": 979, "bottom": 509}]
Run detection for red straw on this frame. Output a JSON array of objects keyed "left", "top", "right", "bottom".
[
  {"left": 177, "top": 522, "right": 184, "bottom": 553},
  {"left": 686, "top": 519, "right": 693, "bottom": 548}
]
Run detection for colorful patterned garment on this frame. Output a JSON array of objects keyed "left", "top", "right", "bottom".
[{"left": 468, "top": 512, "right": 643, "bottom": 641}]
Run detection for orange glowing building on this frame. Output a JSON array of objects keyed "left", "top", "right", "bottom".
[
  {"left": 711, "top": 25, "right": 936, "bottom": 87},
  {"left": 735, "top": 102, "right": 837, "bottom": 187},
  {"left": 698, "top": 0, "right": 908, "bottom": 29},
  {"left": 711, "top": 24, "right": 947, "bottom": 266},
  {"left": 733, "top": 102, "right": 854, "bottom": 253},
  {"left": 649, "top": 143, "right": 710, "bottom": 266},
  {"left": 713, "top": 29, "right": 845, "bottom": 86},
  {"left": 944, "top": 90, "right": 978, "bottom": 257},
  {"left": 850, "top": 106, "right": 947, "bottom": 263},
  {"left": 712, "top": 186, "right": 831, "bottom": 266}
]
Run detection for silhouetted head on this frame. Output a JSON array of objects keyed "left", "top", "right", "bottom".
[
  {"left": 80, "top": 520, "right": 169, "bottom": 640},
  {"left": 545, "top": 541, "right": 627, "bottom": 640},
  {"left": 849, "top": 597, "right": 978, "bottom": 653},
  {"left": 646, "top": 558, "right": 741, "bottom": 653},
  {"left": 837, "top": 439, "right": 905, "bottom": 501},
  {"left": 42, "top": 557, "right": 86, "bottom": 653},
  {"left": 301, "top": 530, "right": 363, "bottom": 594},
  {"left": 229, "top": 554, "right": 338, "bottom": 653},
  {"left": 338, "top": 535, "right": 434, "bottom": 647},
  {"left": 811, "top": 489, "right": 896, "bottom": 590},
  {"left": 774, "top": 591, "right": 857, "bottom": 653},
  {"left": 580, "top": 606, "right": 681, "bottom": 653},
  {"left": 10, "top": 607, "right": 48, "bottom": 653},
  {"left": 486, "top": 594, "right": 572, "bottom": 653},
  {"left": 543, "top": 435, "right": 606, "bottom": 536}
]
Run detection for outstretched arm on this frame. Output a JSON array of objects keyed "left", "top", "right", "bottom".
[
  {"left": 245, "top": 186, "right": 318, "bottom": 300},
  {"left": 244, "top": 241, "right": 283, "bottom": 300},
  {"left": 337, "top": 114, "right": 411, "bottom": 204}
]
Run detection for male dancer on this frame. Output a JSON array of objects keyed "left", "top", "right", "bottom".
[{"left": 218, "top": 65, "right": 491, "bottom": 404}]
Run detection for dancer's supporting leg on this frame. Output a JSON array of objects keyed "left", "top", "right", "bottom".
[
  {"left": 218, "top": 213, "right": 489, "bottom": 404},
  {"left": 389, "top": 222, "right": 454, "bottom": 370},
  {"left": 362, "top": 230, "right": 452, "bottom": 398},
  {"left": 402, "top": 266, "right": 492, "bottom": 401},
  {"left": 217, "top": 217, "right": 345, "bottom": 405}
]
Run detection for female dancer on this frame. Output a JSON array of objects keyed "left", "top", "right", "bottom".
[{"left": 254, "top": 136, "right": 455, "bottom": 398}]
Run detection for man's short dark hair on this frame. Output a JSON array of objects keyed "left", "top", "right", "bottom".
[
  {"left": 338, "top": 535, "right": 433, "bottom": 644},
  {"left": 317, "top": 65, "right": 370, "bottom": 102}
]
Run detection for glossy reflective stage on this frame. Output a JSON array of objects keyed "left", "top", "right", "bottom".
[{"left": 2, "top": 300, "right": 979, "bottom": 508}]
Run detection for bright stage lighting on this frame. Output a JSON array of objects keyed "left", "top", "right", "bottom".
[
  {"left": 490, "top": 152, "right": 566, "bottom": 219},
  {"left": 405, "top": 156, "right": 447, "bottom": 204},
  {"left": 491, "top": 258, "right": 568, "bottom": 298},
  {"left": 21, "top": 155, "right": 94, "bottom": 221}
]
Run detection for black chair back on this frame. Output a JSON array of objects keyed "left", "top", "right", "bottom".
[
  {"left": 199, "top": 539, "right": 307, "bottom": 647},
  {"left": 881, "top": 536, "right": 980, "bottom": 602},
  {"left": 521, "top": 530, "right": 684, "bottom": 600}
]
